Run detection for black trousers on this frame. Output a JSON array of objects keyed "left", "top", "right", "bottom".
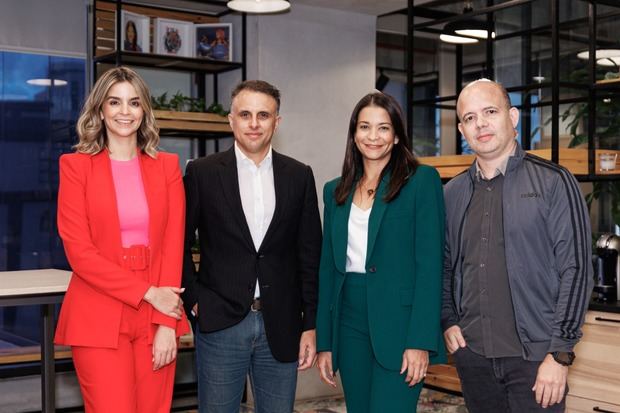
[{"left": 453, "top": 346, "right": 566, "bottom": 413}]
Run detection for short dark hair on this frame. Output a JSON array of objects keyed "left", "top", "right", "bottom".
[{"left": 231, "top": 80, "right": 281, "bottom": 112}]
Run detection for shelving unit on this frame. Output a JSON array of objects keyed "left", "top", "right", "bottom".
[{"left": 90, "top": 0, "right": 245, "bottom": 155}]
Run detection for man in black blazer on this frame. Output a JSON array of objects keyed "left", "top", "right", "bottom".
[{"left": 182, "top": 80, "right": 322, "bottom": 413}]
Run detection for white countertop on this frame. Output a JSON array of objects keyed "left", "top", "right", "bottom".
[{"left": 0, "top": 269, "right": 72, "bottom": 297}]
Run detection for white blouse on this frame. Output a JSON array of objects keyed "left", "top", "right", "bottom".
[{"left": 345, "top": 203, "right": 371, "bottom": 273}]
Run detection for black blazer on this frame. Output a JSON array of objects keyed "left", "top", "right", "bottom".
[{"left": 181, "top": 147, "right": 322, "bottom": 362}]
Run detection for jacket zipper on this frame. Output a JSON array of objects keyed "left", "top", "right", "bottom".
[{"left": 452, "top": 175, "right": 474, "bottom": 316}]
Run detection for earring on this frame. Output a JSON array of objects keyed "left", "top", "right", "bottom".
[{"left": 395, "top": 137, "right": 399, "bottom": 144}]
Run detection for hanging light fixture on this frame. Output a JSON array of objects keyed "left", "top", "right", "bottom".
[
  {"left": 440, "top": 1, "right": 495, "bottom": 44},
  {"left": 439, "top": 33, "right": 479, "bottom": 44},
  {"left": 227, "top": 0, "right": 290, "bottom": 13},
  {"left": 577, "top": 49, "right": 620, "bottom": 67}
]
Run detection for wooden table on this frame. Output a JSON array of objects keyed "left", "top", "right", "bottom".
[{"left": 0, "top": 269, "right": 71, "bottom": 413}]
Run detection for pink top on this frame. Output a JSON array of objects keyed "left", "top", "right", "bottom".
[{"left": 110, "top": 156, "right": 150, "bottom": 247}]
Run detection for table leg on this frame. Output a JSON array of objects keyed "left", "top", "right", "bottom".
[{"left": 41, "top": 303, "right": 56, "bottom": 412}]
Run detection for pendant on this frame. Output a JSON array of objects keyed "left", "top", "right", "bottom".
[{"left": 367, "top": 189, "right": 375, "bottom": 196}]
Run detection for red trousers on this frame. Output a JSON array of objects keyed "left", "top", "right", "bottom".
[{"left": 72, "top": 265, "right": 176, "bottom": 412}]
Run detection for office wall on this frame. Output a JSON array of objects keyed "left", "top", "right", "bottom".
[
  {"left": 245, "top": 4, "right": 376, "bottom": 206},
  {"left": 0, "top": 0, "right": 86, "bottom": 57}
]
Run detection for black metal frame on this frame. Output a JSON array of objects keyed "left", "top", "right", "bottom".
[
  {"left": 90, "top": 0, "right": 248, "bottom": 157},
  {"left": 407, "top": 0, "right": 620, "bottom": 181},
  {"left": 0, "top": 293, "right": 66, "bottom": 413}
]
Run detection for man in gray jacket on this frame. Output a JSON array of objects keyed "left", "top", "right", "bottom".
[{"left": 442, "top": 79, "right": 593, "bottom": 412}]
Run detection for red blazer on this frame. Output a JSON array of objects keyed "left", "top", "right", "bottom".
[{"left": 55, "top": 150, "right": 189, "bottom": 348}]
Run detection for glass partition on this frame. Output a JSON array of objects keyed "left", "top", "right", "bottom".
[{"left": 0, "top": 51, "right": 84, "bottom": 366}]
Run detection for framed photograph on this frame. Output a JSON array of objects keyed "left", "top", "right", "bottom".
[
  {"left": 154, "top": 18, "right": 194, "bottom": 57},
  {"left": 194, "top": 23, "right": 233, "bottom": 62},
  {"left": 121, "top": 11, "right": 150, "bottom": 53}
]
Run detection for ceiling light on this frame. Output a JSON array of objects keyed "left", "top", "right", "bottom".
[
  {"left": 577, "top": 49, "right": 620, "bottom": 60},
  {"left": 439, "top": 33, "right": 479, "bottom": 44},
  {"left": 227, "top": 0, "right": 290, "bottom": 13},
  {"left": 596, "top": 57, "right": 620, "bottom": 67},
  {"left": 26, "top": 79, "right": 68, "bottom": 87},
  {"left": 577, "top": 49, "right": 620, "bottom": 67},
  {"left": 455, "top": 29, "right": 495, "bottom": 39},
  {"left": 440, "top": 2, "right": 495, "bottom": 44}
]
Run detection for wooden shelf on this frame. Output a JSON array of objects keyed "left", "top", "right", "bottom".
[
  {"left": 0, "top": 346, "right": 72, "bottom": 365},
  {"left": 420, "top": 148, "right": 620, "bottom": 179},
  {"left": 154, "top": 110, "right": 231, "bottom": 134},
  {"left": 95, "top": 52, "right": 243, "bottom": 74},
  {"left": 596, "top": 77, "right": 620, "bottom": 85}
]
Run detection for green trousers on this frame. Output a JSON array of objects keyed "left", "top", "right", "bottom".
[{"left": 338, "top": 273, "right": 423, "bottom": 413}]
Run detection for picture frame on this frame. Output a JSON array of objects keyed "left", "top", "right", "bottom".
[
  {"left": 121, "top": 10, "right": 150, "bottom": 53},
  {"left": 154, "top": 18, "right": 194, "bottom": 58},
  {"left": 194, "top": 23, "right": 233, "bottom": 62}
]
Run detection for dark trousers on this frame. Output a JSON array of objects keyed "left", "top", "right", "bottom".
[
  {"left": 453, "top": 346, "right": 566, "bottom": 413},
  {"left": 338, "top": 274, "right": 423, "bottom": 413}
]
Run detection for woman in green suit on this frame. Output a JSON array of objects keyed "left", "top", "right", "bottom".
[{"left": 316, "top": 92, "right": 445, "bottom": 412}]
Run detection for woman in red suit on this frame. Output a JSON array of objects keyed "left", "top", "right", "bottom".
[{"left": 55, "top": 66, "right": 189, "bottom": 412}]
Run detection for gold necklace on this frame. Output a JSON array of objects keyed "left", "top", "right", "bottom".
[{"left": 359, "top": 179, "right": 377, "bottom": 197}]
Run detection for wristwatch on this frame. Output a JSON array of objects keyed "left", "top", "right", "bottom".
[{"left": 550, "top": 351, "right": 575, "bottom": 366}]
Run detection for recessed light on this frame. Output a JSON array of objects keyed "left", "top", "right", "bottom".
[{"left": 27, "top": 79, "right": 68, "bottom": 87}]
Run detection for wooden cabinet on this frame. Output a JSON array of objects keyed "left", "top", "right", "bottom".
[
  {"left": 567, "top": 311, "right": 620, "bottom": 412},
  {"left": 566, "top": 395, "right": 620, "bottom": 413}
]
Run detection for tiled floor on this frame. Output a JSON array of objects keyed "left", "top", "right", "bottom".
[{"left": 182, "top": 388, "right": 467, "bottom": 413}]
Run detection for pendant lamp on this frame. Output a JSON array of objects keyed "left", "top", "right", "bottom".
[{"left": 227, "top": 0, "right": 290, "bottom": 13}]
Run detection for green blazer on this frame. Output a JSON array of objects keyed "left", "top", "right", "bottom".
[{"left": 316, "top": 165, "right": 447, "bottom": 371}]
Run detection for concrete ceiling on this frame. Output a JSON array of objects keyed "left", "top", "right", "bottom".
[
  {"left": 292, "top": 0, "right": 441, "bottom": 16},
  {"left": 293, "top": 0, "right": 406, "bottom": 16}
]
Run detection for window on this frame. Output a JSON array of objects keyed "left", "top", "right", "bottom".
[{"left": 0, "top": 51, "right": 84, "bottom": 362}]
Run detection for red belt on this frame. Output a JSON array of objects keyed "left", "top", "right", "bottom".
[{"left": 121, "top": 245, "right": 150, "bottom": 270}]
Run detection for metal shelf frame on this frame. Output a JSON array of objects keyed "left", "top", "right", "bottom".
[{"left": 406, "top": 0, "right": 620, "bottom": 181}]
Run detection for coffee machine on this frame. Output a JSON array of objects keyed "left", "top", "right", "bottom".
[{"left": 594, "top": 234, "right": 620, "bottom": 302}]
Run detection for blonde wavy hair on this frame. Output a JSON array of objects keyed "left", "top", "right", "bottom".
[{"left": 75, "top": 66, "right": 159, "bottom": 157}]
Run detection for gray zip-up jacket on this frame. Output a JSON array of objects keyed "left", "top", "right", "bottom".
[{"left": 441, "top": 143, "right": 593, "bottom": 361}]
